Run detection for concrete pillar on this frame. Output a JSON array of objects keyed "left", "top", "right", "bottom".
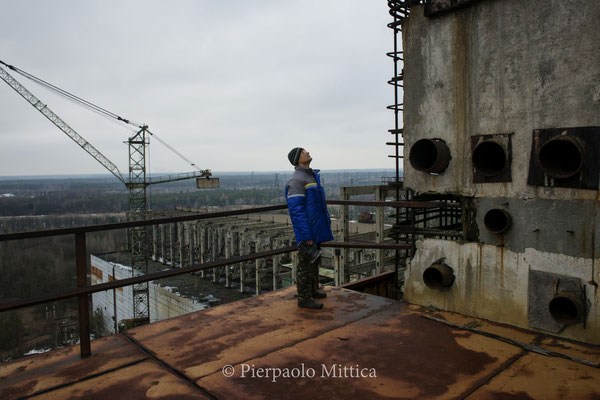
[
  {"left": 273, "top": 238, "right": 281, "bottom": 290},
  {"left": 340, "top": 187, "right": 350, "bottom": 284},
  {"left": 188, "top": 223, "right": 194, "bottom": 266},
  {"left": 212, "top": 227, "right": 218, "bottom": 282},
  {"left": 152, "top": 224, "right": 158, "bottom": 261},
  {"left": 199, "top": 224, "right": 205, "bottom": 278},
  {"left": 225, "top": 233, "right": 231, "bottom": 288},
  {"left": 334, "top": 249, "right": 341, "bottom": 286},
  {"left": 239, "top": 232, "right": 246, "bottom": 293},
  {"left": 255, "top": 241, "right": 262, "bottom": 295},
  {"left": 230, "top": 231, "right": 238, "bottom": 276},
  {"left": 178, "top": 223, "right": 184, "bottom": 268},
  {"left": 169, "top": 223, "right": 175, "bottom": 267},
  {"left": 160, "top": 225, "right": 166, "bottom": 265},
  {"left": 217, "top": 227, "right": 223, "bottom": 258}
]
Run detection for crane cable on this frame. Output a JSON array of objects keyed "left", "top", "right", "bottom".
[
  {"left": 0, "top": 59, "right": 141, "bottom": 127},
  {"left": 146, "top": 129, "right": 201, "bottom": 172},
  {"left": 1, "top": 59, "right": 203, "bottom": 172}
]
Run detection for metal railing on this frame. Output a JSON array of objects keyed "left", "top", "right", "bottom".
[{"left": 0, "top": 200, "right": 449, "bottom": 358}]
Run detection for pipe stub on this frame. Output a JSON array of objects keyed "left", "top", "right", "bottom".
[
  {"left": 549, "top": 292, "right": 584, "bottom": 325},
  {"left": 483, "top": 208, "right": 512, "bottom": 234},
  {"left": 538, "top": 136, "right": 584, "bottom": 179},
  {"left": 423, "top": 263, "right": 455, "bottom": 290},
  {"left": 409, "top": 139, "right": 451, "bottom": 174},
  {"left": 472, "top": 140, "right": 508, "bottom": 177}
]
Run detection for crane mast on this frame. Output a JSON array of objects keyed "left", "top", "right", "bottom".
[{"left": 1, "top": 62, "right": 215, "bottom": 326}]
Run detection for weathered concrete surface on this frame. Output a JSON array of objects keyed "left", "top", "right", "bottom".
[
  {"left": 474, "top": 197, "right": 599, "bottom": 258},
  {"left": 1, "top": 289, "right": 599, "bottom": 399},
  {"left": 403, "top": 0, "right": 600, "bottom": 200},
  {"left": 404, "top": 239, "right": 600, "bottom": 344}
]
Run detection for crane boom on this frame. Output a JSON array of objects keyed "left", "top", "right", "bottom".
[
  {"left": 146, "top": 171, "right": 211, "bottom": 186},
  {"left": 2, "top": 60, "right": 218, "bottom": 327},
  {"left": 0, "top": 65, "right": 126, "bottom": 184}
]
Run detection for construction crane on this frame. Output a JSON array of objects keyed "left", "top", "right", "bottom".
[{"left": 0, "top": 60, "right": 218, "bottom": 325}]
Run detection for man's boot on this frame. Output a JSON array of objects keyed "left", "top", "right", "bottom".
[
  {"left": 298, "top": 299, "right": 323, "bottom": 309},
  {"left": 312, "top": 274, "right": 327, "bottom": 298}
]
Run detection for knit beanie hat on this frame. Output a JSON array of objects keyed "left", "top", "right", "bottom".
[{"left": 288, "top": 147, "right": 303, "bottom": 166}]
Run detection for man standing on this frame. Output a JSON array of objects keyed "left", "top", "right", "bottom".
[{"left": 286, "top": 147, "right": 334, "bottom": 309}]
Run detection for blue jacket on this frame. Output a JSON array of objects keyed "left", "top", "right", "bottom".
[{"left": 285, "top": 167, "right": 334, "bottom": 245}]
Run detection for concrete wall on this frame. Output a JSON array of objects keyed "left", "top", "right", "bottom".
[
  {"left": 401, "top": 0, "right": 600, "bottom": 344},
  {"left": 405, "top": 239, "right": 600, "bottom": 344},
  {"left": 473, "top": 197, "right": 600, "bottom": 258},
  {"left": 91, "top": 256, "right": 205, "bottom": 332},
  {"left": 403, "top": 0, "right": 600, "bottom": 200}
]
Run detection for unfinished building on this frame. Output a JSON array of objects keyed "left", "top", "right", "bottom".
[{"left": 91, "top": 199, "right": 396, "bottom": 328}]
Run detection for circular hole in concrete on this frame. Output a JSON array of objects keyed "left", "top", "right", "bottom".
[
  {"left": 538, "top": 137, "right": 583, "bottom": 179},
  {"left": 549, "top": 296, "right": 581, "bottom": 324},
  {"left": 409, "top": 139, "right": 450, "bottom": 173},
  {"left": 472, "top": 140, "right": 507, "bottom": 177},
  {"left": 483, "top": 208, "right": 512, "bottom": 234}
]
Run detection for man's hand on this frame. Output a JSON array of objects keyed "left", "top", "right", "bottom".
[{"left": 306, "top": 240, "right": 314, "bottom": 245}]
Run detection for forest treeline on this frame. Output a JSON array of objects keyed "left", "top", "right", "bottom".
[
  {"left": 0, "top": 188, "right": 288, "bottom": 216},
  {"left": 0, "top": 214, "right": 127, "bottom": 360},
  {"left": 0, "top": 170, "right": 392, "bottom": 216}
]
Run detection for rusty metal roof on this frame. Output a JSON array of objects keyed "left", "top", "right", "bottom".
[{"left": 2, "top": 287, "right": 599, "bottom": 399}]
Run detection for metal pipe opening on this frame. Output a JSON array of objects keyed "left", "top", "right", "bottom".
[
  {"left": 538, "top": 136, "right": 584, "bottom": 179},
  {"left": 423, "top": 263, "right": 455, "bottom": 290},
  {"left": 472, "top": 140, "right": 507, "bottom": 176},
  {"left": 483, "top": 208, "right": 512, "bottom": 234},
  {"left": 549, "top": 293, "right": 584, "bottom": 325},
  {"left": 409, "top": 139, "right": 450, "bottom": 173}
]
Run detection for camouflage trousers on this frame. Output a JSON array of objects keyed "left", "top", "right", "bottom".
[{"left": 297, "top": 249, "right": 319, "bottom": 302}]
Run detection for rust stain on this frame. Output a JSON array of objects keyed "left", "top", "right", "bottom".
[
  {"left": 0, "top": 379, "right": 38, "bottom": 400},
  {"left": 540, "top": 337, "right": 600, "bottom": 364},
  {"left": 476, "top": 391, "right": 536, "bottom": 400},
  {"left": 0, "top": 334, "right": 147, "bottom": 399},
  {"left": 468, "top": 352, "right": 600, "bottom": 399},
  {"left": 129, "top": 286, "right": 398, "bottom": 380},
  {"left": 198, "top": 307, "right": 513, "bottom": 399},
  {"left": 38, "top": 360, "right": 211, "bottom": 400},
  {"left": 4, "top": 287, "right": 600, "bottom": 399}
]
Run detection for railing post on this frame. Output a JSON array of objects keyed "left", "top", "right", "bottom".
[{"left": 76, "top": 233, "right": 91, "bottom": 358}]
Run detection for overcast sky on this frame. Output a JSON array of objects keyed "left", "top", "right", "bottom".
[{"left": 0, "top": 1, "right": 398, "bottom": 177}]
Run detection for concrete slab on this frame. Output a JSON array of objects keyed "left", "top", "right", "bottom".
[
  {"left": 0, "top": 335, "right": 146, "bottom": 400},
  {"left": 127, "top": 286, "right": 398, "bottom": 380}
]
